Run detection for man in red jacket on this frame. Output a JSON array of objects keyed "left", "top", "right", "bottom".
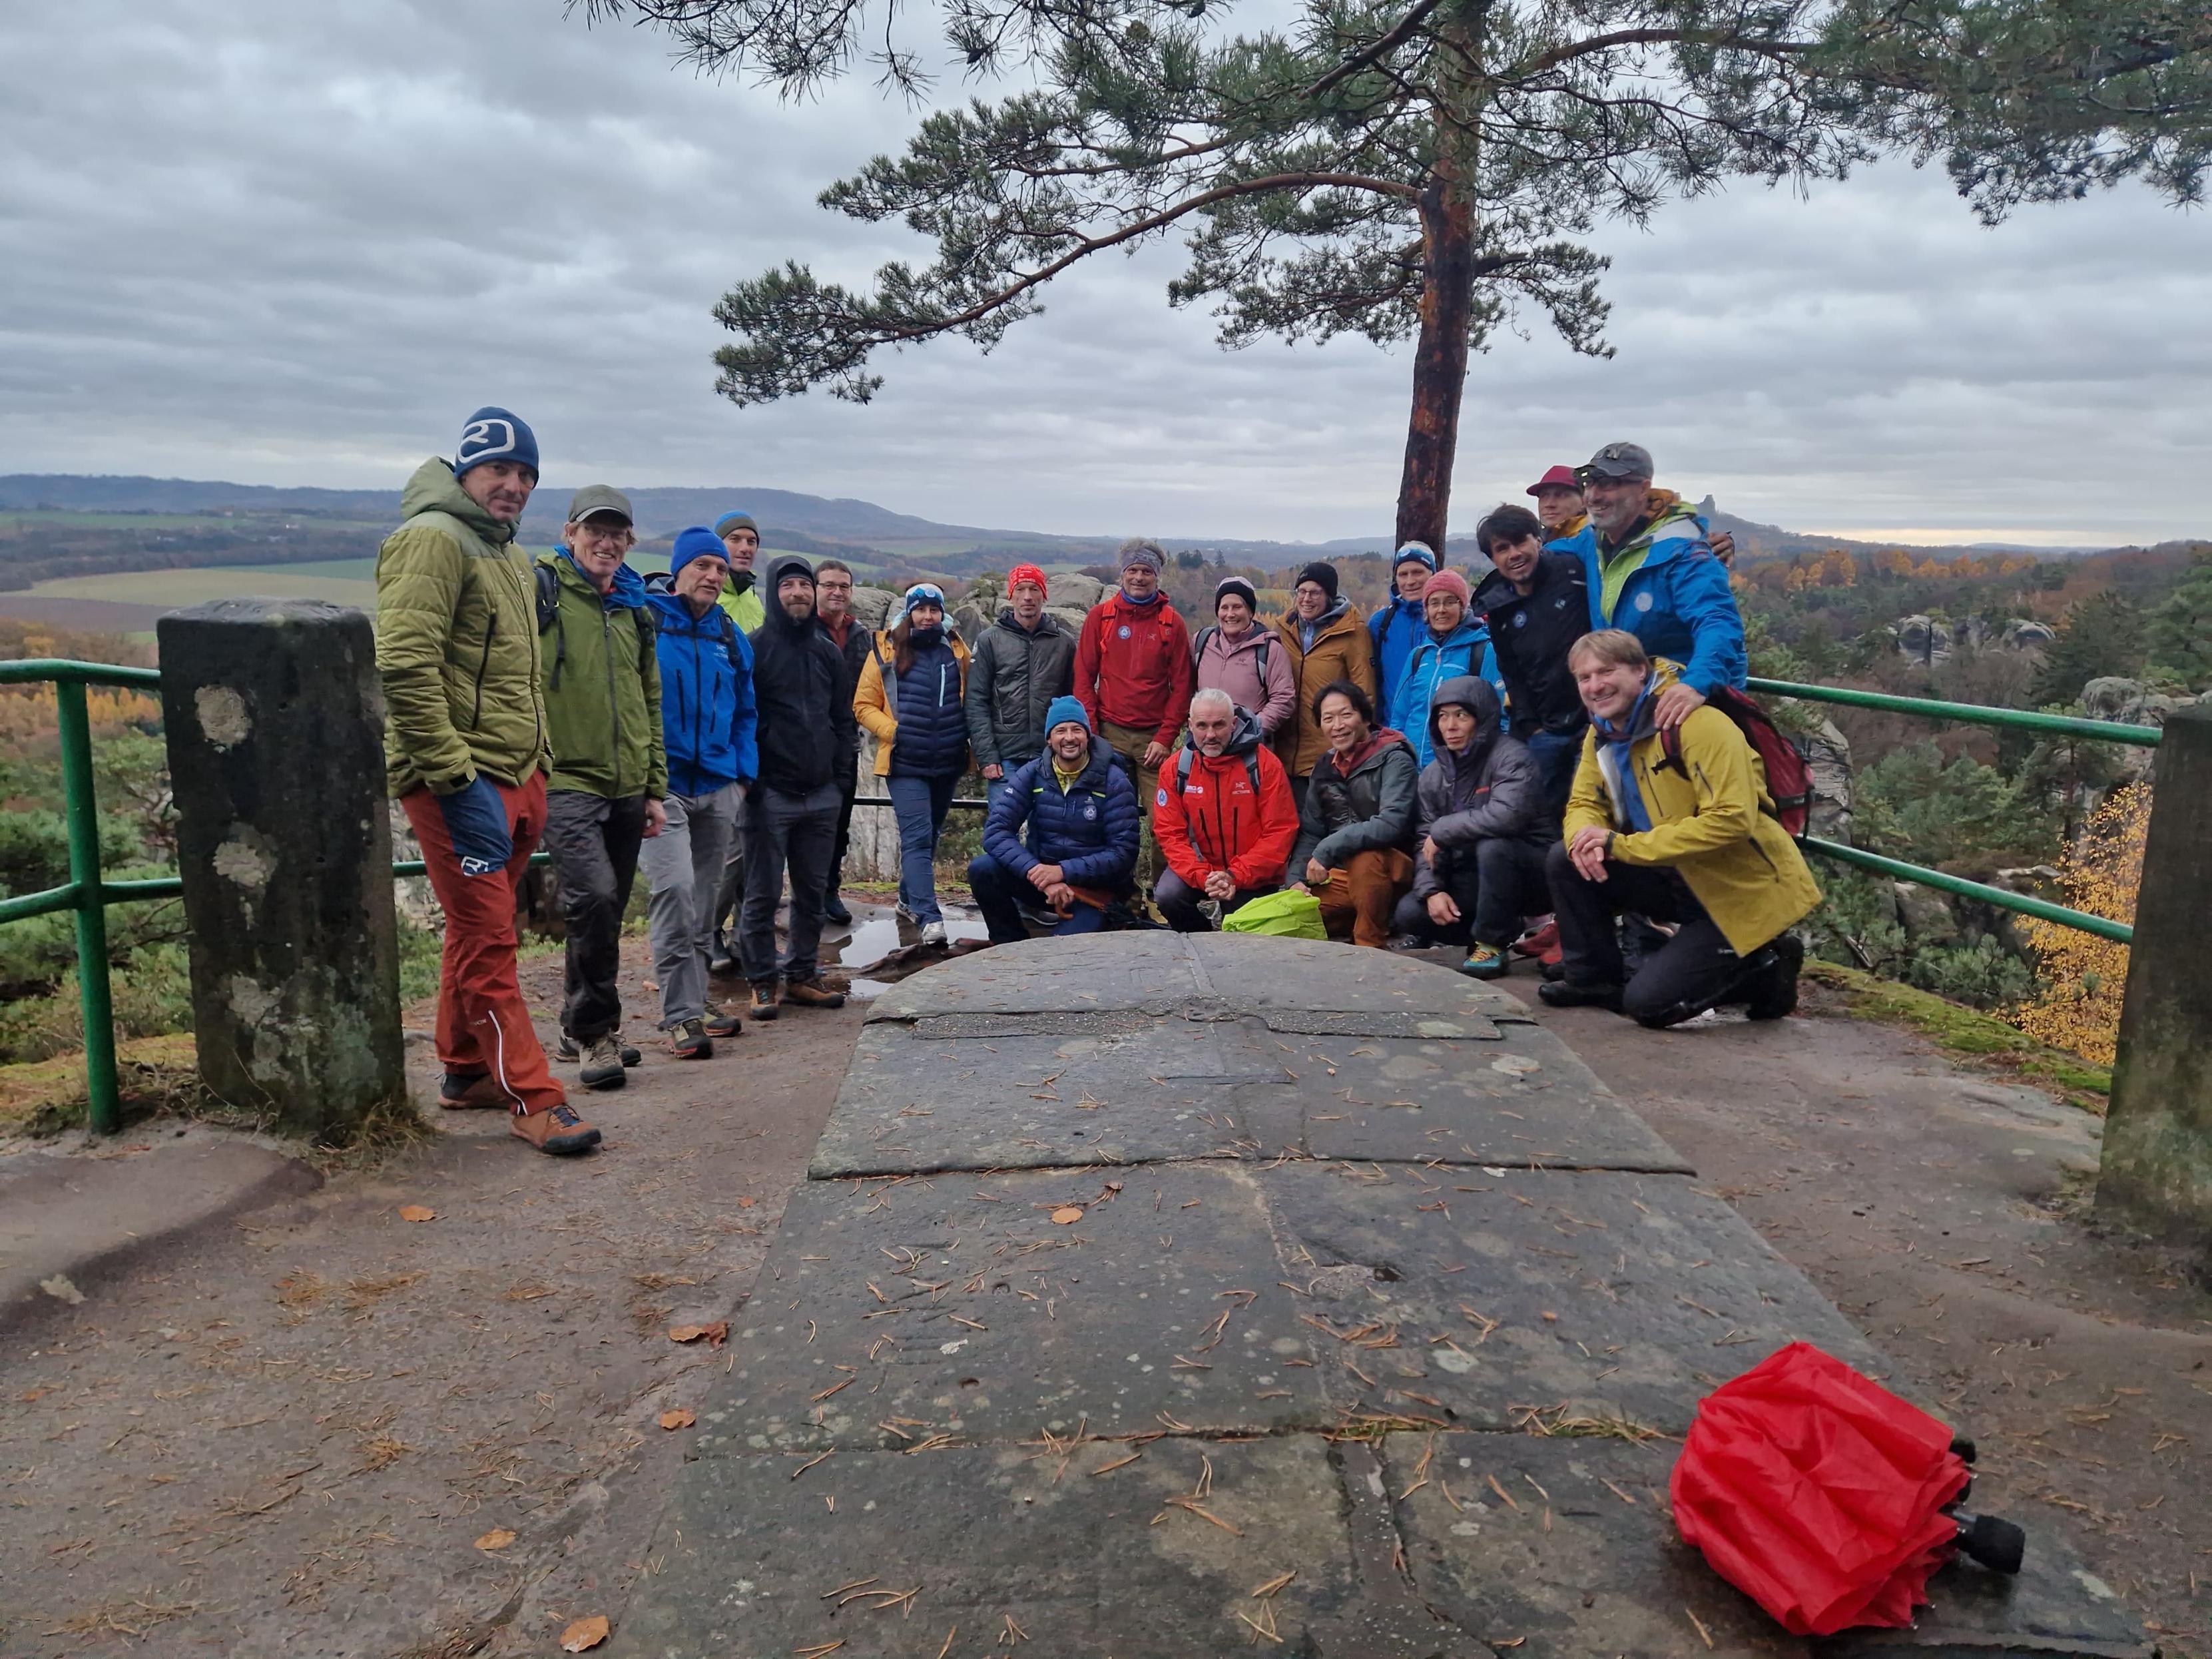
[
  {"left": 1153, "top": 689, "right": 1299, "bottom": 931},
  {"left": 1075, "top": 537, "right": 1195, "bottom": 878}
]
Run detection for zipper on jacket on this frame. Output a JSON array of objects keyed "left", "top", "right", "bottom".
[{"left": 471, "top": 605, "right": 497, "bottom": 730}]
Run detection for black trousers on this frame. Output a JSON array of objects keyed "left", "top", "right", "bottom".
[
  {"left": 1153, "top": 870, "right": 1278, "bottom": 933},
  {"left": 544, "top": 790, "right": 649, "bottom": 1042},
  {"left": 825, "top": 762, "right": 858, "bottom": 899},
  {"left": 1392, "top": 836, "right": 1551, "bottom": 948},
  {"left": 1545, "top": 842, "right": 1772, "bottom": 1028}
]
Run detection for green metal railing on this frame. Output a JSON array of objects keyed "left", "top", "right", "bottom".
[
  {"left": 1745, "top": 676, "right": 2155, "bottom": 946},
  {"left": 0, "top": 655, "right": 2157, "bottom": 1134}
]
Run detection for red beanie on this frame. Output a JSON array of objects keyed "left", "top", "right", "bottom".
[
  {"left": 1424, "top": 568, "right": 1472, "bottom": 607},
  {"left": 1006, "top": 563, "right": 1049, "bottom": 598}
]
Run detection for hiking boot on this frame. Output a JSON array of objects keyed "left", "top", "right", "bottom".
[
  {"left": 556, "top": 1032, "right": 641, "bottom": 1067},
  {"left": 511, "top": 1102, "right": 601, "bottom": 1156},
  {"left": 438, "top": 1070, "right": 507, "bottom": 1110},
  {"left": 919, "top": 920, "right": 948, "bottom": 948},
  {"left": 708, "top": 927, "right": 739, "bottom": 976},
  {"left": 783, "top": 976, "right": 846, "bottom": 1010},
  {"left": 1537, "top": 979, "right": 1625, "bottom": 1012},
  {"left": 670, "top": 1018, "right": 714, "bottom": 1060},
  {"left": 579, "top": 1035, "right": 627, "bottom": 1090},
  {"left": 701, "top": 1006, "right": 744, "bottom": 1039},
  {"left": 1386, "top": 934, "right": 1427, "bottom": 953},
  {"left": 1745, "top": 933, "right": 1806, "bottom": 1022},
  {"left": 822, "top": 892, "right": 853, "bottom": 926},
  {"left": 1458, "top": 943, "right": 1509, "bottom": 980},
  {"left": 749, "top": 981, "right": 781, "bottom": 1022}
]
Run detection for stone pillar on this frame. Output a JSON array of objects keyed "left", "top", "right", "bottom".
[
  {"left": 2099, "top": 705, "right": 2212, "bottom": 1252},
  {"left": 157, "top": 598, "right": 406, "bottom": 1140}
]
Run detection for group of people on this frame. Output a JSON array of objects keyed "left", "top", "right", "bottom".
[{"left": 375, "top": 410, "right": 1818, "bottom": 1159}]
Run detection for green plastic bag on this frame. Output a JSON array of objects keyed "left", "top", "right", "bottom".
[{"left": 1220, "top": 887, "right": 1327, "bottom": 939}]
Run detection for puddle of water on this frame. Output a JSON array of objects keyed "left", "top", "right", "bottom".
[{"left": 826, "top": 905, "right": 989, "bottom": 996}]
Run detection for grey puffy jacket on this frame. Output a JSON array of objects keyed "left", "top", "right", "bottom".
[
  {"left": 964, "top": 609, "right": 1077, "bottom": 770},
  {"left": 1408, "top": 675, "right": 1544, "bottom": 900}
]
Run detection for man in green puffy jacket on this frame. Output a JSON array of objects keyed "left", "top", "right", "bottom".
[
  {"left": 533, "top": 485, "right": 668, "bottom": 1092},
  {"left": 374, "top": 408, "right": 599, "bottom": 1157}
]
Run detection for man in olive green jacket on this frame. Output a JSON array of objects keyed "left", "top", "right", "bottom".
[
  {"left": 534, "top": 486, "right": 667, "bottom": 1090},
  {"left": 375, "top": 408, "right": 599, "bottom": 1157}
]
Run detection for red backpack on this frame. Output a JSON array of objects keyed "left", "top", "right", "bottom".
[{"left": 1659, "top": 686, "right": 1814, "bottom": 838}]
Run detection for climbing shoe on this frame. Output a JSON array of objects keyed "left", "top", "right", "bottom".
[
  {"left": 749, "top": 981, "right": 780, "bottom": 1022},
  {"left": 670, "top": 1018, "right": 714, "bottom": 1060},
  {"left": 577, "top": 1035, "right": 628, "bottom": 1090},
  {"left": 1458, "top": 943, "right": 1509, "bottom": 980},
  {"left": 438, "top": 1070, "right": 507, "bottom": 1110},
  {"left": 1537, "top": 979, "right": 1625, "bottom": 1012},
  {"left": 1744, "top": 933, "right": 1806, "bottom": 1022},
  {"left": 783, "top": 976, "right": 847, "bottom": 1010},
  {"left": 701, "top": 1006, "right": 744, "bottom": 1039},
  {"left": 511, "top": 1102, "right": 601, "bottom": 1156}
]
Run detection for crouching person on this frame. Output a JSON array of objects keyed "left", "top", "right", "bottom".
[
  {"left": 1288, "top": 681, "right": 1420, "bottom": 948},
  {"left": 1540, "top": 630, "right": 1818, "bottom": 1026},
  {"left": 1393, "top": 677, "right": 1551, "bottom": 978},
  {"left": 1152, "top": 689, "right": 1299, "bottom": 931},
  {"left": 968, "top": 697, "right": 1139, "bottom": 942}
]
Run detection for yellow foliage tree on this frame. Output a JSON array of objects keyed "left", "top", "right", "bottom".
[{"left": 2014, "top": 783, "right": 2149, "bottom": 1066}]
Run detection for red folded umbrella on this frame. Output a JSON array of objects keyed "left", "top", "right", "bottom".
[{"left": 1671, "top": 1342, "right": 2018, "bottom": 1636}]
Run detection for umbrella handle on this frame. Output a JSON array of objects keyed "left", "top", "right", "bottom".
[{"left": 1952, "top": 1509, "right": 2026, "bottom": 1575}]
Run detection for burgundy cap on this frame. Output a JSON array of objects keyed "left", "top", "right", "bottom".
[{"left": 1525, "top": 464, "right": 1581, "bottom": 496}]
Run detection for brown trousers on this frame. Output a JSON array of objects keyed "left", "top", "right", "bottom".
[
  {"left": 1314, "top": 847, "right": 1416, "bottom": 949},
  {"left": 1099, "top": 720, "right": 1165, "bottom": 890}
]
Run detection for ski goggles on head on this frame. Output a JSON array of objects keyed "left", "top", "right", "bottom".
[{"left": 904, "top": 583, "right": 946, "bottom": 608}]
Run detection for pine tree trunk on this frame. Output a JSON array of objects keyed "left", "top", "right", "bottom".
[{"left": 1395, "top": 171, "right": 1475, "bottom": 555}]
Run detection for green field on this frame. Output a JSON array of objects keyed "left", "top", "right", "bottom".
[
  {"left": 1, "top": 510, "right": 387, "bottom": 531},
  {"left": 27, "top": 561, "right": 382, "bottom": 608}
]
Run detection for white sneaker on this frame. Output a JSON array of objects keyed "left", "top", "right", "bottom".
[{"left": 920, "top": 921, "right": 948, "bottom": 947}]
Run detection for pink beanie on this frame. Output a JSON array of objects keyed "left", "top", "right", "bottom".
[{"left": 1424, "top": 568, "right": 1472, "bottom": 607}]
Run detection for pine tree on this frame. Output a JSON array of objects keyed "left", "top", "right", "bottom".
[
  {"left": 2030, "top": 591, "right": 2147, "bottom": 709},
  {"left": 583, "top": 1, "right": 2212, "bottom": 548},
  {"left": 2145, "top": 545, "right": 2212, "bottom": 688}
]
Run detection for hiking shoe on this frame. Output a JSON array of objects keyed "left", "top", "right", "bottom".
[
  {"left": 1745, "top": 933, "right": 1806, "bottom": 1022},
  {"left": 1459, "top": 944, "right": 1509, "bottom": 979},
  {"left": 919, "top": 920, "right": 948, "bottom": 948},
  {"left": 708, "top": 928, "right": 739, "bottom": 976},
  {"left": 670, "top": 1018, "right": 714, "bottom": 1060},
  {"left": 1386, "top": 934, "right": 1427, "bottom": 953},
  {"left": 822, "top": 893, "right": 853, "bottom": 926},
  {"left": 438, "top": 1070, "right": 507, "bottom": 1110},
  {"left": 783, "top": 976, "right": 846, "bottom": 1010},
  {"left": 701, "top": 1007, "right": 744, "bottom": 1039},
  {"left": 556, "top": 1033, "right": 641, "bottom": 1067},
  {"left": 511, "top": 1102, "right": 601, "bottom": 1156},
  {"left": 1537, "top": 979, "right": 1625, "bottom": 1012},
  {"left": 579, "top": 1035, "right": 627, "bottom": 1090},
  {"left": 749, "top": 982, "right": 780, "bottom": 1022}
]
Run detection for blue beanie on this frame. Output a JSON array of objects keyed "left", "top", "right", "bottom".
[
  {"left": 1045, "top": 694, "right": 1091, "bottom": 737},
  {"left": 1392, "top": 541, "right": 1438, "bottom": 573},
  {"left": 670, "top": 525, "right": 728, "bottom": 577},
  {"left": 453, "top": 406, "right": 539, "bottom": 480},
  {"left": 904, "top": 582, "right": 946, "bottom": 609}
]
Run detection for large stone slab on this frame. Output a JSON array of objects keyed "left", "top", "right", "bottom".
[
  {"left": 1191, "top": 930, "right": 1525, "bottom": 1018},
  {"left": 866, "top": 933, "right": 1202, "bottom": 1019},
  {"left": 698, "top": 1164, "right": 1334, "bottom": 1451},
  {"left": 620, "top": 1435, "right": 1488, "bottom": 1659},
  {"left": 1266, "top": 1164, "right": 1887, "bottom": 1432}
]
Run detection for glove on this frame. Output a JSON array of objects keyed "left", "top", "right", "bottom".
[{"left": 436, "top": 775, "right": 512, "bottom": 877}]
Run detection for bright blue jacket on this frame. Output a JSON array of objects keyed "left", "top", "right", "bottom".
[
  {"left": 1394, "top": 619, "right": 1503, "bottom": 767},
  {"left": 1550, "top": 494, "right": 1746, "bottom": 696},
  {"left": 646, "top": 586, "right": 758, "bottom": 797},
  {"left": 1368, "top": 594, "right": 1430, "bottom": 727},
  {"left": 981, "top": 738, "right": 1139, "bottom": 890}
]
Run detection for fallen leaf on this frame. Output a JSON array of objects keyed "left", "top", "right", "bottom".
[
  {"left": 668, "top": 1321, "right": 730, "bottom": 1347},
  {"left": 398, "top": 1205, "right": 436, "bottom": 1223},
  {"left": 473, "top": 1527, "right": 517, "bottom": 1551},
  {"left": 659, "top": 1408, "right": 696, "bottom": 1430},
  {"left": 1050, "top": 1207, "right": 1084, "bottom": 1225},
  {"left": 39, "top": 1274, "right": 85, "bottom": 1305},
  {"left": 735, "top": 1195, "right": 758, "bottom": 1208},
  {"left": 559, "top": 1614, "right": 611, "bottom": 1652}
]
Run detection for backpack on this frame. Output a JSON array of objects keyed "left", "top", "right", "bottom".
[
  {"left": 1658, "top": 685, "right": 1814, "bottom": 838},
  {"left": 1174, "top": 739, "right": 1262, "bottom": 799},
  {"left": 541, "top": 562, "right": 720, "bottom": 682},
  {"left": 1192, "top": 624, "right": 1269, "bottom": 684}
]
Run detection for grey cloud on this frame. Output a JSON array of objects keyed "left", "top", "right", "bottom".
[{"left": 0, "top": 0, "right": 2205, "bottom": 545}]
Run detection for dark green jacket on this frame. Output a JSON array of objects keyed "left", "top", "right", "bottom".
[
  {"left": 535, "top": 551, "right": 667, "bottom": 800},
  {"left": 374, "top": 459, "right": 551, "bottom": 798}
]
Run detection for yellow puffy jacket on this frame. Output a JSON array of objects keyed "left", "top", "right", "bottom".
[{"left": 1563, "top": 663, "right": 1821, "bottom": 956}]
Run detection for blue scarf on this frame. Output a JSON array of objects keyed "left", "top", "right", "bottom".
[
  {"left": 1118, "top": 585, "right": 1163, "bottom": 607},
  {"left": 1593, "top": 681, "right": 1656, "bottom": 833},
  {"left": 559, "top": 547, "right": 648, "bottom": 611}
]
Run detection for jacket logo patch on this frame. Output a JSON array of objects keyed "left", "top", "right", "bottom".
[
  {"left": 1082, "top": 803, "right": 1097, "bottom": 819},
  {"left": 1513, "top": 612, "right": 1527, "bottom": 627},
  {"left": 1184, "top": 784, "right": 1205, "bottom": 795},
  {"left": 1118, "top": 624, "right": 1131, "bottom": 639},
  {"left": 1634, "top": 591, "right": 1655, "bottom": 612},
  {"left": 1155, "top": 788, "right": 1169, "bottom": 806}
]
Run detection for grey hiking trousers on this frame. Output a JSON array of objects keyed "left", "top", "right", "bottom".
[{"left": 639, "top": 782, "right": 745, "bottom": 1030}]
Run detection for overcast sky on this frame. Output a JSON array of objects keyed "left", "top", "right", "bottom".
[{"left": 3, "top": 0, "right": 2206, "bottom": 547}]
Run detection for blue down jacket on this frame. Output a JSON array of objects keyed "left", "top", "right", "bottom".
[
  {"left": 1394, "top": 616, "right": 1502, "bottom": 767},
  {"left": 981, "top": 737, "right": 1140, "bottom": 889}
]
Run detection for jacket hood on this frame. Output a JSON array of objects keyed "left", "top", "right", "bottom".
[
  {"left": 1420, "top": 613, "right": 1487, "bottom": 651},
  {"left": 1428, "top": 675, "right": 1500, "bottom": 779},
  {"left": 645, "top": 583, "right": 724, "bottom": 634},
  {"left": 760, "top": 555, "right": 818, "bottom": 631},
  {"left": 1285, "top": 595, "right": 1354, "bottom": 635},
  {"left": 545, "top": 547, "right": 647, "bottom": 611},
  {"left": 401, "top": 456, "right": 513, "bottom": 544},
  {"left": 994, "top": 606, "right": 1065, "bottom": 637}
]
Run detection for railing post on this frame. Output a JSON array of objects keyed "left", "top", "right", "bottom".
[
  {"left": 156, "top": 599, "right": 407, "bottom": 1140},
  {"left": 55, "top": 679, "right": 121, "bottom": 1135},
  {"left": 2099, "top": 704, "right": 2212, "bottom": 1253}
]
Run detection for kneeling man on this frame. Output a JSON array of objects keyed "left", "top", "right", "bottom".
[
  {"left": 1153, "top": 689, "right": 1299, "bottom": 930},
  {"left": 1540, "top": 630, "right": 1818, "bottom": 1026},
  {"left": 969, "top": 697, "right": 1140, "bottom": 942}
]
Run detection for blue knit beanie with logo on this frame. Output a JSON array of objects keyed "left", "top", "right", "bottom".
[
  {"left": 1045, "top": 695, "right": 1091, "bottom": 737},
  {"left": 453, "top": 406, "right": 539, "bottom": 480},
  {"left": 670, "top": 525, "right": 728, "bottom": 577}
]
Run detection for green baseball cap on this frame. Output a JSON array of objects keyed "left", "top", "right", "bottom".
[{"left": 565, "top": 484, "right": 633, "bottom": 525}]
